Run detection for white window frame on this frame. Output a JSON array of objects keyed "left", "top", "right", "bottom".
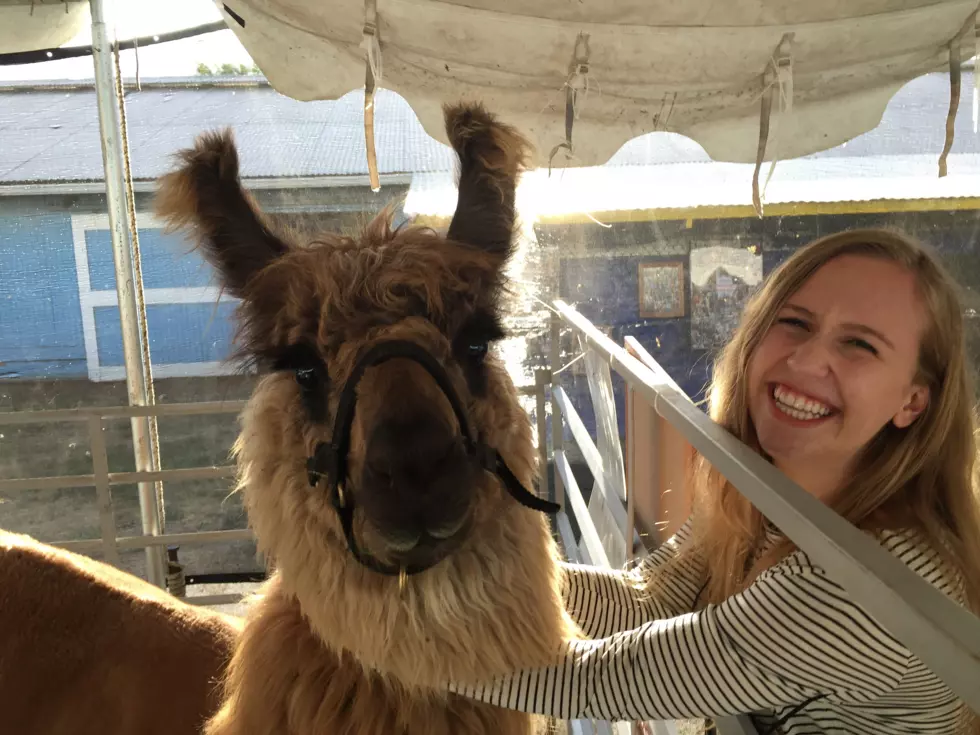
[{"left": 70, "top": 212, "right": 246, "bottom": 382}]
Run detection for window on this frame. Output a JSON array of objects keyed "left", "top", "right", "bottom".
[{"left": 70, "top": 212, "right": 244, "bottom": 381}]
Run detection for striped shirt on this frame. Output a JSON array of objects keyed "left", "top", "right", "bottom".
[{"left": 451, "top": 518, "right": 968, "bottom": 733}]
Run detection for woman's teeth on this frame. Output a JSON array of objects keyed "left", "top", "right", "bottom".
[{"left": 773, "top": 385, "right": 833, "bottom": 421}]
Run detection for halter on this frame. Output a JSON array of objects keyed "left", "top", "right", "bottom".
[{"left": 305, "top": 339, "right": 561, "bottom": 579}]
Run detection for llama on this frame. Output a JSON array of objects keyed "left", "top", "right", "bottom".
[
  {"left": 0, "top": 529, "right": 241, "bottom": 735},
  {"left": 154, "top": 102, "right": 579, "bottom": 735}
]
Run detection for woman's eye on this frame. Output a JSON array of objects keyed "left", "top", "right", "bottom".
[
  {"left": 846, "top": 338, "right": 878, "bottom": 355},
  {"left": 777, "top": 317, "right": 808, "bottom": 330}
]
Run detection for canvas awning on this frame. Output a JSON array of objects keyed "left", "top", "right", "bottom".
[
  {"left": 0, "top": 0, "right": 87, "bottom": 54},
  {"left": 217, "top": 0, "right": 980, "bottom": 176}
]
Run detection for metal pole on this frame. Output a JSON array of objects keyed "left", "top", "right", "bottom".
[
  {"left": 534, "top": 370, "right": 549, "bottom": 499},
  {"left": 89, "top": 0, "right": 167, "bottom": 587},
  {"left": 549, "top": 311, "right": 565, "bottom": 507}
]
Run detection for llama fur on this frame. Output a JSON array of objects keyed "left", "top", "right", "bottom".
[
  {"left": 0, "top": 529, "right": 241, "bottom": 735},
  {"left": 155, "top": 102, "right": 579, "bottom": 735}
]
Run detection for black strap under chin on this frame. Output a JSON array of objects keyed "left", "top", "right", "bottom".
[{"left": 306, "top": 339, "right": 561, "bottom": 578}]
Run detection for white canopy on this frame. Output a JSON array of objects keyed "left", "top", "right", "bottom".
[
  {"left": 0, "top": 0, "right": 87, "bottom": 55},
  {"left": 216, "top": 0, "right": 979, "bottom": 169}
]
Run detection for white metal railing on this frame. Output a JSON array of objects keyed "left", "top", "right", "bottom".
[
  {"left": 545, "top": 299, "right": 980, "bottom": 731},
  {"left": 544, "top": 322, "right": 684, "bottom": 735},
  {"left": 0, "top": 399, "right": 252, "bottom": 606}
]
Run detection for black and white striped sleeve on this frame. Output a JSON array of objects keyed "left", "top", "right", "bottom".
[
  {"left": 560, "top": 517, "right": 706, "bottom": 637},
  {"left": 451, "top": 560, "right": 910, "bottom": 721}
]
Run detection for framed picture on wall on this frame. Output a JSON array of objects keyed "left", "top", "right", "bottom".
[{"left": 638, "top": 261, "right": 686, "bottom": 318}]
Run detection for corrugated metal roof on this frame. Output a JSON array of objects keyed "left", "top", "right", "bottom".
[
  {"left": 1, "top": 70, "right": 979, "bottom": 186},
  {"left": 0, "top": 80, "right": 456, "bottom": 184}
]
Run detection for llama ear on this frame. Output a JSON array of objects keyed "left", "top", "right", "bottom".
[
  {"left": 444, "top": 103, "right": 531, "bottom": 263},
  {"left": 154, "top": 128, "right": 290, "bottom": 298}
]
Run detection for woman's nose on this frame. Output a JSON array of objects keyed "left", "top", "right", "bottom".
[{"left": 785, "top": 335, "right": 833, "bottom": 376}]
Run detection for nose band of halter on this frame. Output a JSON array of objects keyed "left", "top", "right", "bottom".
[{"left": 305, "top": 339, "right": 561, "bottom": 578}]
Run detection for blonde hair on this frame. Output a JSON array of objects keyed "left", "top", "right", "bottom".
[
  {"left": 688, "top": 227, "right": 980, "bottom": 607},
  {"left": 667, "top": 227, "right": 980, "bottom": 727}
]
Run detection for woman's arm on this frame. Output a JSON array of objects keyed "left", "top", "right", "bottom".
[
  {"left": 453, "top": 557, "right": 909, "bottom": 721},
  {"left": 560, "top": 517, "right": 706, "bottom": 637}
]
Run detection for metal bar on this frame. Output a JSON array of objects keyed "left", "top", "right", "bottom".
[
  {"left": 556, "top": 512, "right": 583, "bottom": 564},
  {"left": 555, "top": 300, "right": 980, "bottom": 711},
  {"left": 535, "top": 370, "right": 549, "bottom": 498},
  {"left": 88, "top": 415, "right": 121, "bottom": 565},
  {"left": 0, "top": 173, "right": 415, "bottom": 198},
  {"left": 0, "top": 400, "right": 247, "bottom": 425},
  {"left": 0, "top": 474, "right": 102, "bottom": 493},
  {"left": 553, "top": 387, "right": 628, "bottom": 533},
  {"left": 626, "top": 336, "right": 665, "bottom": 548},
  {"left": 550, "top": 311, "right": 565, "bottom": 507},
  {"left": 184, "top": 593, "right": 248, "bottom": 607},
  {"left": 625, "top": 384, "right": 637, "bottom": 563},
  {"left": 581, "top": 347, "right": 631, "bottom": 569},
  {"left": 714, "top": 715, "right": 759, "bottom": 735},
  {"left": 555, "top": 450, "right": 609, "bottom": 568},
  {"left": 54, "top": 528, "right": 254, "bottom": 554},
  {"left": 553, "top": 387, "right": 603, "bottom": 489},
  {"left": 623, "top": 337, "right": 685, "bottom": 395},
  {"left": 555, "top": 514, "right": 599, "bottom": 735},
  {"left": 89, "top": 0, "right": 166, "bottom": 587},
  {"left": 0, "top": 465, "right": 236, "bottom": 493},
  {"left": 583, "top": 348, "right": 628, "bottom": 505},
  {"left": 109, "top": 467, "right": 235, "bottom": 485}
]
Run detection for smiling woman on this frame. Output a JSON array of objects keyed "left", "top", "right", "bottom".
[
  {"left": 748, "top": 253, "right": 932, "bottom": 502},
  {"left": 448, "top": 228, "right": 980, "bottom": 735}
]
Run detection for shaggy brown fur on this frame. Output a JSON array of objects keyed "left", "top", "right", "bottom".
[
  {"left": 0, "top": 529, "right": 241, "bottom": 735},
  {"left": 154, "top": 102, "right": 578, "bottom": 735}
]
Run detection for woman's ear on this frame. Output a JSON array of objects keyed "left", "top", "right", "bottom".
[{"left": 892, "top": 384, "right": 930, "bottom": 429}]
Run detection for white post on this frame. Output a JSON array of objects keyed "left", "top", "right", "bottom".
[
  {"left": 89, "top": 0, "right": 167, "bottom": 586},
  {"left": 550, "top": 311, "right": 564, "bottom": 506}
]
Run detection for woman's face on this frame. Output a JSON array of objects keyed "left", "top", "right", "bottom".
[{"left": 746, "top": 255, "right": 930, "bottom": 499}]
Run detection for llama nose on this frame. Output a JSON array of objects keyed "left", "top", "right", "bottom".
[
  {"left": 360, "top": 415, "right": 475, "bottom": 547},
  {"left": 365, "top": 414, "right": 458, "bottom": 481}
]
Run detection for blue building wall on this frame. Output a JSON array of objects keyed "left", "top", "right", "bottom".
[
  {"left": 92, "top": 303, "right": 238, "bottom": 368},
  {"left": 0, "top": 214, "right": 87, "bottom": 379},
  {"left": 84, "top": 228, "right": 216, "bottom": 290},
  {"left": 0, "top": 212, "right": 234, "bottom": 380}
]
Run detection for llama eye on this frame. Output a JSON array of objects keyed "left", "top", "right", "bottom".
[
  {"left": 466, "top": 341, "right": 489, "bottom": 360},
  {"left": 295, "top": 367, "right": 318, "bottom": 391}
]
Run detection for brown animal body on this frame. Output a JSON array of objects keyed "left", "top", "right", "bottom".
[
  {"left": 0, "top": 529, "right": 241, "bottom": 735},
  {"left": 154, "top": 102, "right": 578, "bottom": 735}
]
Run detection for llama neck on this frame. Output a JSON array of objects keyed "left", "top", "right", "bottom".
[{"left": 273, "top": 505, "right": 573, "bottom": 690}]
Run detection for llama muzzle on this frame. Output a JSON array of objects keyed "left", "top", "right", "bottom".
[{"left": 306, "top": 339, "right": 561, "bottom": 578}]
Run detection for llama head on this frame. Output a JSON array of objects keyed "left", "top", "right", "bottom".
[{"left": 155, "top": 104, "right": 571, "bottom": 684}]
